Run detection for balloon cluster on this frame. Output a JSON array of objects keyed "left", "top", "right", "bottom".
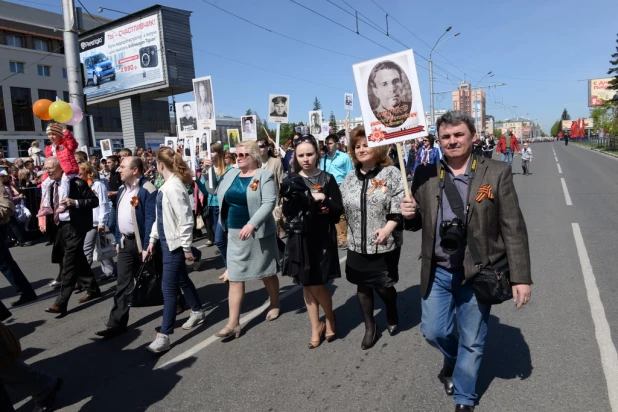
[{"left": 32, "top": 99, "right": 83, "bottom": 125}]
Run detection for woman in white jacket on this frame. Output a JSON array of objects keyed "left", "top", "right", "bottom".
[
  {"left": 79, "top": 162, "right": 116, "bottom": 280},
  {"left": 146, "top": 147, "right": 204, "bottom": 353}
]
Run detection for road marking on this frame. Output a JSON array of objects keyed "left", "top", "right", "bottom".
[
  {"left": 572, "top": 223, "right": 618, "bottom": 411},
  {"left": 554, "top": 156, "right": 558, "bottom": 162},
  {"left": 561, "top": 178, "right": 572, "bottom": 205},
  {"left": 158, "top": 255, "right": 348, "bottom": 370},
  {"left": 557, "top": 163, "right": 562, "bottom": 174}
]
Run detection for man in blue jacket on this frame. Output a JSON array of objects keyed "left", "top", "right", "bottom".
[{"left": 95, "top": 157, "right": 157, "bottom": 339}]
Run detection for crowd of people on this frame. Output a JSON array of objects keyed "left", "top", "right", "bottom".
[{"left": 0, "top": 111, "right": 533, "bottom": 412}]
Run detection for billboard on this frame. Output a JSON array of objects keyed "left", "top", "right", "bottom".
[
  {"left": 589, "top": 78, "right": 618, "bottom": 107},
  {"left": 79, "top": 13, "right": 164, "bottom": 101}
]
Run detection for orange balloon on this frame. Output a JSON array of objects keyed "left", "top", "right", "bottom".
[{"left": 33, "top": 99, "right": 53, "bottom": 120}]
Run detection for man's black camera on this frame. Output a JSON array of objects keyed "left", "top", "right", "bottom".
[
  {"left": 139, "top": 46, "right": 159, "bottom": 68},
  {"left": 439, "top": 218, "right": 466, "bottom": 255}
]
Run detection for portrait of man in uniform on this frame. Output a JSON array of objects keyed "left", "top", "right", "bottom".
[
  {"left": 367, "top": 60, "right": 412, "bottom": 128},
  {"left": 178, "top": 103, "right": 198, "bottom": 132},
  {"left": 268, "top": 95, "right": 290, "bottom": 123}
]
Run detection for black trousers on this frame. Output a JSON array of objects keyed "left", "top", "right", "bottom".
[
  {"left": 0, "top": 224, "right": 35, "bottom": 297},
  {"left": 107, "top": 236, "right": 141, "bottom": 329},
  {"left": 53, "top": 223, "right": 100, "bottom": 308}
]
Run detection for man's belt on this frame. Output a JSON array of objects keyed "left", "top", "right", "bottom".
[{"left": 123, "top": 233, "right": 136, "bottom": 240}]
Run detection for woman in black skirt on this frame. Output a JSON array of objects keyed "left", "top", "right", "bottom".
[
  {"left": 340, "top": 126, "right": 405, "bottom": 350},
  {"left": 281, "top": 135, "right": 343, "bottom": 349}
]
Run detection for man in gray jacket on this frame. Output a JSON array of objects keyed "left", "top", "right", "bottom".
[{"left": 402, "top": 111, "right": 532, "bottom": 412}]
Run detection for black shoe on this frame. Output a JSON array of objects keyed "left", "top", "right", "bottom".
[
  {"left": 386, "top": 312, "right": 399, "bottom": 336},
  {"left": 386, "top": 323, "right": 398, "bottom": 336},
  {"left": 33, "top": 377, "right": 62, "bottom": 412},
  {"left": 439, "top": 363, "right": 455, "bottom": 396},
  {"left": 361, "top": 324, "right": 377, "bottom": 350},
  {"left": 19, "top": 241, "right": 33, "bottom": 247},
  {"left": 45, "top": 241, "right": 53, "bottom": 246},
  {"left": 95, "top": 326, "right": 127, "bottom": 339},
  {"left": 455, "top": 405, "right": 474, "bottom": 412},
  {"left": 11, "top": 293, "right": 38, "bottom": 307}
]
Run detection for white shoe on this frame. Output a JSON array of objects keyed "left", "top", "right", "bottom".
[
  {"left": 182, "top": 311, "right": 206, "bottom": 330},
  {"left": 49, "top": 280, "right": 60, "bottom": 288},
  {"left": 147, "top": 334, "right": 171, "bottom": 353}
]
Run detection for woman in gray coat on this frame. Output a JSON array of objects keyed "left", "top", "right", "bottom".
[{"left": 205, "top": 141, "right": 281, "bottom": 339}]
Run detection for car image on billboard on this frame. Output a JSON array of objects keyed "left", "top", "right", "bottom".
[{"left": 84, "top": 53, "right": 115, "bottom": 86}]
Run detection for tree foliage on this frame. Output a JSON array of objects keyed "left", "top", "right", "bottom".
[
  {"left": 608, "top": 33, "right": 618, "bottom": 91},
  {"left": 494, "top": 128, "right": 502, "bottom": 138},
  {"left": 550, "top": 120, "right": 562, "bottom": 137},
  {"left": 590, "top": 103, "right": 617, "bottom": 137},
  {"left": 561, "top": 108, "right": 571, "bottom": 121},
  {"left": 245, "top": 109, "right": 252, "bottom": 116},
  {"left": 313, "top": 97, "right": 322, "bottom": 110},
  {"left": 328, "top": 111, "right": 337, "bottom": 133}
]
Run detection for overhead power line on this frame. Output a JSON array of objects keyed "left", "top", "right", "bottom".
[{"left": 76, "top": 0, "right": 105, "bottom": 25}]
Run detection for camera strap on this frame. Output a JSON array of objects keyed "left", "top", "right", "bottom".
[{"left": 439, "top": 156, "right": 483, "bottom": 267}]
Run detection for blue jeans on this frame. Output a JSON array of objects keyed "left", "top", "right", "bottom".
[
  {"left": 160, "top": 246, "right": 202, "bottom": 335},
  {"left": 107, "top": 204, "right": 117, "bottom": 237},
  {"left": 421, "top": 266, "right": 490, "bottom": 406},
  {"left": 500, "top": 149, "right": 513, "bottom": 166},
  {"left": 210, "top": 206, "right": 227, "bottom": 267}
]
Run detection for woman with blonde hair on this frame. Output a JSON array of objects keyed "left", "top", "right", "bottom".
[
  {"left": 197, "top": 143, "right": 232, "bottom": 281},
  {"left": 78, "top": 162, "right": 116, "bottom": 280},
  {"left": 28, "top": 141, "right": 43, "bottom": 166},
  {"left": 339, "top": 126, "right": 404, "bottom": 350},
  {"left": 207, "top": 141, "right": 280, "bottom": 339},
  {"left": 146, "top": 147, "right": 205, "bottom": 353}
]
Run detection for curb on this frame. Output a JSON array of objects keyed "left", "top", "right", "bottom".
[{"left": 572, "top": 143, "right": 618, "bottom": 159}]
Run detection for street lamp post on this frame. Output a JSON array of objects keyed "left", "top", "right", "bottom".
[
  {"left": 97, "top": 7, "right": 129, "bottom": 14},
  {"left": 429, "top": 28, "right": 460, "bottom": 129}
]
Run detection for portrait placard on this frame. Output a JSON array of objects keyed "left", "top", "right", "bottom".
[
  {"left": 175, "top": 101, "right": 199, "bottom": 140},
  {"left": 308, "top": 110, "right": 323, "bottom": 136},
  {"left": 241, "top": 115, "right": 257, "bottom": 140},
  {"left": 193, "top": 76, "right": 216, "bottom": 130},
  {"left": 321, "top": 122, "right": 330, "bottom": 140},
  {"left": 227, "top": 129, "right": 240, "bottom": 152},
  {"left": 352, "top": 49, "right": 427, "bottom": 147},
  {"left": 100, "top": 139, "right": 113, "bottom": 158},
  {"left": 268, "top": 94, "right": 289, "bottom": 123},
  {"left": 344, "top": 93, "right": 354, "bottom": 111}
]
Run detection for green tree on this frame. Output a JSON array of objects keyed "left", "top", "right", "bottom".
[
  {"left": 550, "top": 120, "right": 562, "bottom": 137},
  {"left": 590, "top": 103, "right": 617, "bottom": 137},
  {"left": 561, "top": 108, "right": 571, "bottom": 121},
  {"left": 494, "top": 128, "right": 502, "bottom": 138},
  {"left": 607, "top": 32, "right": 618, "bottom": 91},
  {"left": 313, "top": 97, "right": 322, "bottom": 110},
  {"left": 245, "top": 109, "right": 252, "bottom": 116},
  {"left": 541, "top": 130, "right": 547, "bottom": 137},
  {"left": 329, "top": 111, "right": 337, "bottom": 133}
]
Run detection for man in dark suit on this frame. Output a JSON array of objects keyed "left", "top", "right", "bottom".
[
  {"left": 96, "top": 157, "right": 157, "bottom": 338},
  {"left": 402, "top": 110, "right": 532, "bottom": 412},
  {"left": 43, "top": 157, "right": 101, "bottom": 315}
]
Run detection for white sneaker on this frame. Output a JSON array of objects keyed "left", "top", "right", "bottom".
[
  {"left": 49, "top": 280, "right": 60, "bottom": 288},
  {"left": 147, "top": 334, "right": 171, "bottom": 353},
  {"left": 182, "top": 311, "right": 206, "bottom": 330}
]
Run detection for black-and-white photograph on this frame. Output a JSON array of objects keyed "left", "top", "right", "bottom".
[
  {"left": 344, "top": 93, "right": 354, "bottom": 111},
  {"left": 100, "top": 139, "right": 112, "bottom": 158},
  {"left": 200, "top": 130, "right": 211, "bottom": 153},
  {"left": 241, "top": 115, "right": 257, "bottom": 140},
  {"left": 193, "top": 76, "right": 216, "bottom": 130},
  {"left": 165, "top": 138, "right": 176, "bottom": 153},
  {"left": 308, "top": 110, "right": 322, "bottom": 136},
  {"left": 176, "top": 102, "right": 198, "bottom": 133},
  {"left": 352, "top": 49, "right": 427, "bottom": 147},
  {"left": 268, "top": 94, "right": 289, "bottom": 123}
]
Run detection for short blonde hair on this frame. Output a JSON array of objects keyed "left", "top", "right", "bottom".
[
  {"left": 237, "top": 141, "right": 262, "bottom": 167},
  {"left": 78, "top": 162, "right": 97, "bottom": 180}
]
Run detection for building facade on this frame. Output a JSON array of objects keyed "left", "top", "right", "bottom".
[
  {"left": 451, "top": 82, "right": 486, "bottom": 133},
  {"left": 0, "top": 3, "right": 170, "bottom": 158},
  {"left": 498, "top": 117, "right": 540, "bottom": 140},
  {"left": 335, "top": 116, "right": 363, "bottom": 133},
  {"left": 485, "top": 115, "right": 495, "bottom": 135}
]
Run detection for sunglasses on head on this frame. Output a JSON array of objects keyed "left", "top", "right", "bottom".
[
  {"left": 293, "top": 135, "right": 317, "bottom": 147},
  {"left": 257, "top": 144, "right": 266, "bottom": 149},
  {"left": 236, "top": 152, "right": 251, "bottom": 159}
]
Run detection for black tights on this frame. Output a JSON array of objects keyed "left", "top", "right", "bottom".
[{"left": 356, "top": 285, "right": 399, "bottom": 328}]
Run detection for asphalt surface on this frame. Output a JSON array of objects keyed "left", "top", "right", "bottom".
[{"left": 2, "top": 142, "right": 616, "bottom": 411}]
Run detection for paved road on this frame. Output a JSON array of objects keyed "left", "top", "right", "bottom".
[{"left": 2, "top": 142, "right": 617, "bottom": 411}]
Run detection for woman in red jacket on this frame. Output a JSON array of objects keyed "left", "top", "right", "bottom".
[
  {"left": 495, "top": 129, "right": 520, "bottom": 167},
  {"left": 37, "top": 123, "right": 80, "bottom": 216}
]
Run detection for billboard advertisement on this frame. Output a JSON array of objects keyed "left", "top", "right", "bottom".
[
  {"left": 79, "top": 13, "right": 164, "bottom": 100},
  {"left": 589, "top": 77, "right": 618, "bottom": 107}
]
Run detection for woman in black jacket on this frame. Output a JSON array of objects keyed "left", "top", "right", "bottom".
[{"left": 281, "top": 135, "right": 343, "bottom": 349}]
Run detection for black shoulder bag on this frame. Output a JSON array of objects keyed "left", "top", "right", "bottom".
[
  {"left": 126, "top": 254, "right": 164, "bottom": 307},
  {"left": 440, "top": 160, "right": 512, "bottom": 305}
]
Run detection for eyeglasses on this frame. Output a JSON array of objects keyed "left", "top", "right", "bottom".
[
  {"left": 293, "top": 135, "right": 317, "bottom": 147},
  {"left": 236, "top": 153, "right": 251, "bottom": 159},
  {"left": 257, "top": 144, "right": 266, "bottom": 149}
]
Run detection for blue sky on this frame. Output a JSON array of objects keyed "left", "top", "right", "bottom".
[{"left": 12, "top": 0, "right": 618, "bottom": 132}]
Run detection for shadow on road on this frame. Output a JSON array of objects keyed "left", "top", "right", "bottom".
[{"left": 477, "top": 315, "right": 532, "bottom": 400}]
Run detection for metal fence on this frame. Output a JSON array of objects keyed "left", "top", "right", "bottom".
[
  {"left": 16, "top": 186, "right": 42, "bottom": 232},
  {"left": 588, "top": 137, "right": 618, "bottom": 151}
]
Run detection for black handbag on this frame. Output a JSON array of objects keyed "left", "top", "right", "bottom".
[
  {"left": 441, "top": 163, "right": 512, "bottom": 305},
  {"left": 126, "top": 258, "right": 163, "bottom": 307}
]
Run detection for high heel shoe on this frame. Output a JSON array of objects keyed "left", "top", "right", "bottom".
[
  {"left": 325, "top": 314, "right": 337, "bottom": 342},
  {"left": 361, "top": 324, "right": 377, "bottom": 350},
  {"left": 387, "top": 323, "right": 398, "bottom": 336},
  {"left": 308, "top": 322, "right": 325, "bottom": 349},
  {"left": 215, "top": 325, "right": 241, "bottom": 339}
]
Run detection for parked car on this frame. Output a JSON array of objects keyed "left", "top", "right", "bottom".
[{"left": 84, "top": 53, "right": 115, "bottom": 86}]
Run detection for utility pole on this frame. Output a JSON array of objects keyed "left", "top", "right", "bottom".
[
  {"left": 62, "top": 0, "right": 88, "bottom": 148},
  {"left": 429, "top": 28, "right": 460, "bottom": 129}
]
